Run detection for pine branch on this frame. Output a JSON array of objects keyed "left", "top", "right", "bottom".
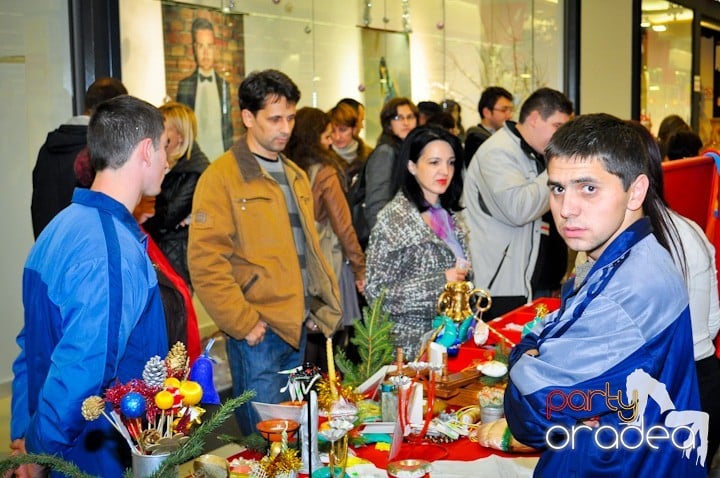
[
  {"left": 0, "top": 454, "right": 94, "bottom": 477},
  {"left": 337, "top": 291, "right": 395, "bottom": 388},
  {"left": 335, "top": 348, "right": 360, "bottom": 385}
]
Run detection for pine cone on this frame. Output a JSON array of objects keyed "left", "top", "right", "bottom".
[
  {"left": 81, "top": 396, "right": 105, "bottom": 421},
  {"left": 143, "top": 355, "right": 167, "bottom": 388},
  {"left": 166, "top": 342, "right": 188, "bottom": 378}
]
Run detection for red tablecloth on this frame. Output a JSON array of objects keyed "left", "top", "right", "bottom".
[
  {"left": 232, "top": 298, "right": 560, "bottom": 474},
  {"left": 447, "top": 297, "right": 560, "bottom": 373},
  {"left": 353, "top": 436, "right": 529, "bottom": 468}
]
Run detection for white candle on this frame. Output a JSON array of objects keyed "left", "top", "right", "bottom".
[{"left": 326, "top": 337, "right": 339, "bottom": 400}]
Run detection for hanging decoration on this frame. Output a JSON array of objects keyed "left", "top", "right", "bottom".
[
  {"left": 363, "top": 1, "right": 372, "bottom": 26},
  {"left": 401, "top": 0, "right": 412, "bottom": 33}
]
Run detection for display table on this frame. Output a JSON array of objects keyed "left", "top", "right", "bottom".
[{"left": 201, "top": 298, "right": 560, "bottom": 477}]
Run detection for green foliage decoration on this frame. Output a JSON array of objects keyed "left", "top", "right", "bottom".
[{"left": 335, "top": 291, "right": 395, "bottom": 388}]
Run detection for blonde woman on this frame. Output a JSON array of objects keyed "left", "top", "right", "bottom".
[{"left": 144, "top": 102, "right": 209, "bottom": 288}]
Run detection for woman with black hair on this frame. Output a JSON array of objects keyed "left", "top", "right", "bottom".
[{"left": 365, "top": 125, "right": 470, "bottom": 360}]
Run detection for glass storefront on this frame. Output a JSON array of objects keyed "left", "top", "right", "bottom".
[{"left": 640, "top": 0, "right": 693, "bottom": 137}]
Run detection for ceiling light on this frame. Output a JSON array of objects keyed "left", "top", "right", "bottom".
[{"left": 652, "top": 24, "right": 667, "bottom": 32}]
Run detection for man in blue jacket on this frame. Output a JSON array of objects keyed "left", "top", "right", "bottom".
[
  {"left": 10, "top": 95, "right": 170, "bottom": 476},
  {"left": 505, "top": 114, "right": 708, "bottom": 477}
]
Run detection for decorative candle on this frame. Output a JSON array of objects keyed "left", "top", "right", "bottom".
[{"left": 326, "top": 337, "right": 339, "bottom": 400}]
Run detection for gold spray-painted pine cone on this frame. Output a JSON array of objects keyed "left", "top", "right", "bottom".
[
  {"left": 81, "top": 396, "right": 105, "bottom": 421},
  {"left": 166, "top": 342, "right": 188, "bottom": 377}
]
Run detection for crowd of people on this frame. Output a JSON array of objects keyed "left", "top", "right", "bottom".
[{"left": 11, "top": 64, "right": 719, "bottom": 476}]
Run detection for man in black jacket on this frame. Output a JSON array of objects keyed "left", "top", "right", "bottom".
[{"left": 30, "top": 77, "right": 127, "bottom": 238}]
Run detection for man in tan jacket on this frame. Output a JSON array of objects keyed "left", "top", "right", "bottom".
[{"left": 188, "top": 69, "right": 341, "bottom": 435}]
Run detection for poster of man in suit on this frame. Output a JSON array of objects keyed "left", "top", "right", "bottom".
[{"left": 162, "top": 6, "right": 244, "bottom": 161}]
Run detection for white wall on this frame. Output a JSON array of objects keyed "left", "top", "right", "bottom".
[
  {"left": 580, "top": 0, "right": 633, "bottom": 117},
  {"left": 0, "top": 1, "right": 73, "bottom": 395},
  {"left": 119, "top": 0, "right": 167, "bottom": 106}
]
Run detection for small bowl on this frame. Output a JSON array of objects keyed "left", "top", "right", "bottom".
[
  {"left": 256, "top": 419, "right": 300, "bottom": 442},
  {"left": 387, "top": 459, "right": 431, "bottom": 478}
]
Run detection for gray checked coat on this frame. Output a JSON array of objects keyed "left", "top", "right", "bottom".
[{"left": 365, "top": 192, "right": 470, "bottom": 359}]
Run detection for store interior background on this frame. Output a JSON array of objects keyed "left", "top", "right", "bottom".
[{"left": 0, "top": 0, "right": 715, "bottom": 457}]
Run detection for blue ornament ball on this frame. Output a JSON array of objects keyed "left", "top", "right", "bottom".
[{"left": 120, "top": 392, "right": 146, "bottom": 419}]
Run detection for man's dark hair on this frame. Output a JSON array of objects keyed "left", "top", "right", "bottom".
[
  {"left": 546, "top": 113, "right": 675, "bottom": 257},
  {"left": 518, "top": 87, "right": 573, "bottom": 123},
  {"left": 417, "top": 101, "right": 442, "bottom": 117},
  {"left": 191, "top": 17, "right": 215, "bottom": 43},
  {"left": 88, "top": 95, "right": 164, "bottom": 171},
  {"left": 477, "top": 86, "right": 513, "bottom": 118},
  {"left": 426, "top": 112, "right": 456, "bottom": 131},
  {"left": 84, "top": 77, "right": 128, "bottom": 114},
  {"left": 238, "top": 69, "right": 301, "bottom": 115},
  {"left": 392, "top": 125, "right": 464, "bottom": 213},
  {"left": 625, "top": 120, "right": 686, "bottom": 274}
]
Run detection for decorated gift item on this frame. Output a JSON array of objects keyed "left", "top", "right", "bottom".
[
  {"left": 250, "top": 429, "right": 302, "bottom": 478},
  {"left": 82, "top": 343, "right": 201, "bottom": 455},
  {"left": 432, "top": 281, "right": 491, "bottom": 358},
  {"left": 2, "top": 351, "right": 252, "bottom": 478},
  {"left": 521, "top": 303, "right": 550, "bottom": 338},
  {"left": 470, "top": 418, "right": 536, "bottom": 453},
  {"left": 78, "top": 341, "right": 245, "bottom": 477}
]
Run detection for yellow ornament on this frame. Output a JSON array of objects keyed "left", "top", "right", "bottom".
[
  {"left": 164, "top": 377, "right": 181, "bottom": 389},
  {"left": 155, "top": 390, "right": 174, "bottom": 410},
  {"left": 179, "top": 380, "right": 203, "bottom": 406}
]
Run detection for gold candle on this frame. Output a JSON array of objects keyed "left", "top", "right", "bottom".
[{"left": 326, "top": 337, "right": 339, "bottom": 400}]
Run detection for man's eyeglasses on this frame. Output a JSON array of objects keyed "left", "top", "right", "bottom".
[
  {"left": 392, "top": 114, "right": 416, "bottom": 122},
  {"left": 493, "top": 106, "right": 514, "bottom": 114}
]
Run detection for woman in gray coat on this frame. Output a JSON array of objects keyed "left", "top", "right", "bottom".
[{"left": 365, "top": 126, "right": 470, "bottom": 360}]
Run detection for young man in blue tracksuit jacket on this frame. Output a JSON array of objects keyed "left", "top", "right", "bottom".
[
  {"left": 505, "top": 114, "right": 708, "bottom": 477},
  {"left": 10, "top": 96, "right": 170, "bottom": 477}
]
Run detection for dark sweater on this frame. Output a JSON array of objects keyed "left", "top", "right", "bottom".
[{"left": 31, "top": 123, "right": 88, "bottom": 239}]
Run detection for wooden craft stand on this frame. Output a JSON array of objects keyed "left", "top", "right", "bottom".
[{"left": 434, "top": 368, "right": 481, "bottom": 399}]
